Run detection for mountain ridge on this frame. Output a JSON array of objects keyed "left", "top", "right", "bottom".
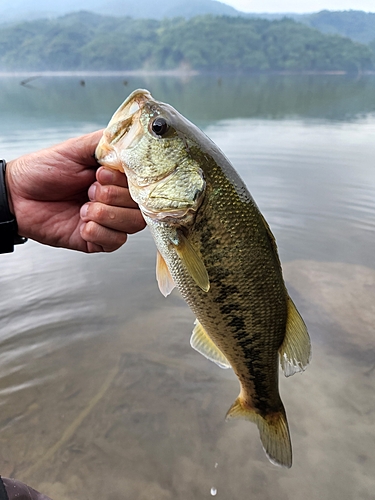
[
  {"left": 0, "top": 13, "right": 372, "bottom": 73},
  {"left": 0, "top": 0, "right": 239, "bottom": 23},
  {"left": 0, "top": 1, "right": 374, "bottom": 45}
]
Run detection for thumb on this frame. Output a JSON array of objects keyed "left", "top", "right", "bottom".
[{"left": 55, "top": 130, "right": 104, "bottom": 167}]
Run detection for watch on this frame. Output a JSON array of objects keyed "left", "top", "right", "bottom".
[{"left": 0, "top": 159, "right": 27, "bottom": 253}]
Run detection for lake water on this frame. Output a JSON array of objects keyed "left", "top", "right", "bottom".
[{"left": 0, "top": 73, "right": 374, "bottom": 500}]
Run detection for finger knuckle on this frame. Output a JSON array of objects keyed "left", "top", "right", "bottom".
[
  {"left": 100, "top": 185, "right": 113, "bottom": 205},
  {"left": 92, "top": 203, "right": 106, "bottom": 222},
  {"left": 82, "top": 221, "right": 98, "bottom": 241}
]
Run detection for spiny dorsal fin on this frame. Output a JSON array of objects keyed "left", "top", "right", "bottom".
[
  {"left": 172, "top": 232, "right": 210, "bottom": 292},
  {"left": 226, "top": 397, "right": 292, "bottom": 468},
  {"left": 260, "top": 214, "right": 282, "bottom": 266},
  {"left": 190, "top": 319, "right": 231, "bottom": 369},
  {"left": 156, "top": 250, "right": 175, "bottom": 297},
  {"left": 279, "top": 297, "right": 311, "bottom": 377}
]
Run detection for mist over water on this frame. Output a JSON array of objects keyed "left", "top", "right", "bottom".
[{"left": 0, "top": 74, "right": 374, "bottom": 499}]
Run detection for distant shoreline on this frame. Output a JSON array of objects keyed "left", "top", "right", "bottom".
[
  {"left": 0, "top": 70, "right": 200, "bottom": 78},
  {"left": 0, "top": 70, "right": 374, "bottom": 78}
]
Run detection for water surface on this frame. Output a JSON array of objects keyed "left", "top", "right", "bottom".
[{"left": 0, "top": 74, "right": 374, "bottom": 500}]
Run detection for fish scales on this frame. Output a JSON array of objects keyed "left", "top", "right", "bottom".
[
  {"left": 151, "top": 172, "right": 287, "bottom": 410},
  {"left": 96, "top": 89, "right": 311, "bottom": 468}
]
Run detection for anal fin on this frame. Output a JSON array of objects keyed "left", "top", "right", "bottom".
[
  {"left": 279, "top": 297, "right": 311, "bottom": 377},
  {"left": 190, "top": 320, "right": 231, "bottom": 369}
]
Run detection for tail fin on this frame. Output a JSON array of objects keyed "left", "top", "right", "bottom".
[{"left": 226, "top": 397, "right": 292, "bottom": 468}]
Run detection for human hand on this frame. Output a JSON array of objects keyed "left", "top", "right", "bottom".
[{"left": 5, "top": 130, "right": 146, "bottom": 253}]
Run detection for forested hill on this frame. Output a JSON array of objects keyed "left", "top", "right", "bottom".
[
  {"left": 1, "top": 1, "right": 375, "bottom": 48},
  {"left": 300, "top": 10, "right": 375, "bottom": 45},
  {"left": 0, "top": 0, "right": 240, "bottom": 24},
  {"left": 0, "top": 13, "right": 373, "bottom": 73}
]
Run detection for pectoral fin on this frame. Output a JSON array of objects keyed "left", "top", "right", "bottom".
[
  {"left": 279, "top": 297, "right": 311, "bottom": 377},
  {"left": 172, "top": 233, "right": 210, "bottom": 292},
  {"left": 190, "top": 320, "right": 231, "bottom": 369},
  {"left": 156, "top": 251, "right": 175, "bottom": 297}
]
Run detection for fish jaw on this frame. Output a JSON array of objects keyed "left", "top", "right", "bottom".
[{"left": 95, "top": 89, "right": 151, "bottom": 172}]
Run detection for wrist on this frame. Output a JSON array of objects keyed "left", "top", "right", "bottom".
[
  {"left": 0, "top": 160, "right": 27, "bottom": 253},
  {"left": 4, "top": 159, "right": 15, "bottom": 214}
]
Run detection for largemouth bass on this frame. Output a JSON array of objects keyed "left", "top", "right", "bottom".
[{"left": 96, "top": 89, "right": 311, "bottom": 468}]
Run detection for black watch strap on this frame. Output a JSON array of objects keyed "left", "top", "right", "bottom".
[{"left": 0, "top": 159, "right": 27, "bottom": 254}]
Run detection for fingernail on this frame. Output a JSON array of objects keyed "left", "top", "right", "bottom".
[
  {"left": 88, "top": 184, "right": 96, "bottom": 200},
  {"left": 98, "top": 167, "right": 114, "bottom": 184},
  {"left": 80, "top": 204, "right": 89, "bottom": 218}
]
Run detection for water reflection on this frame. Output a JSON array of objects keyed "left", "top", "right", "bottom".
[
  {"left": 1, "top": 73, "right": 375, "bottom": 127},
  {"left": 0, "top": 74, "right": 374, "bottom": 499}
]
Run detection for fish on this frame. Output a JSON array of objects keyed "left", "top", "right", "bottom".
[{"left": 95, "top": 89, "right": 311, "bottom": 468}]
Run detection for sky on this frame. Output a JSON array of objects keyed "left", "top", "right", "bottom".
[{"left": 220, "top": 0, "right": 375, "bottom": 13}]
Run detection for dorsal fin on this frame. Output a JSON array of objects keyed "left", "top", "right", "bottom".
[
  {"left": 156, "top": 251, "right": 175, "bottom": 297},
  {"left": 279, "top": 297, "right": 311, "bottom": 377},
  {"left": 190, "top": 320, "right": 231, "bottom": 369},
  {"left": 260, "top": 213, "right": 282, "bottom": 267}
]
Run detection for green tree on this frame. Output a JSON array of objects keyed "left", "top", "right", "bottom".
[{"left": 0, "top": 13, "right": 373, "bottom": 73}]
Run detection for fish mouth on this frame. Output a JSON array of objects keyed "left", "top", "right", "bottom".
[
  {"left": 96, "top": 89, "right": 152, "bottom": 166},
  {"left": 107, "top": 89, "right": 152, "bottom": 134}
]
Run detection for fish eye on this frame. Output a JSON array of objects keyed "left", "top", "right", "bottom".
[{"left": 151, "top": 117, "right": 169, "bottom": 136}]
